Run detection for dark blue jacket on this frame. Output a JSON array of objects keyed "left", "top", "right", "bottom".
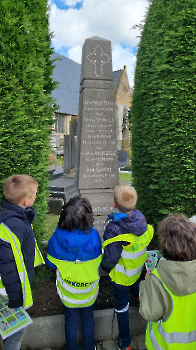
[
  {"left": 0, "top": 200, "right": 36, "bottom": 308},
  {"left": 102, "top": 209, "right": 147, "bottom": 274},
  {"left": 46, "top": 226, "right": 101, "bottom": 268}
]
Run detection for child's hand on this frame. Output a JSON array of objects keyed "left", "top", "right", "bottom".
[{"left": 145, "top": 268, "right": 151, "bottom": 280}]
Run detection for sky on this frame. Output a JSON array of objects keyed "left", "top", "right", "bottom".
[{"left": 48, "top": 0, "right": 151, "bottom": 88}]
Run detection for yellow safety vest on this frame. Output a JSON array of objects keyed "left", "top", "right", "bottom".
[
  {"left": 102, "top": 224, "right": 153, "bottom": 286},
  {"left": 146, "top": 269, "right": 196, "bottom": 350},
  {"left": 0, "top": 223, "right": 45, "bottom": 309},
  {"left": 47, "top": 253, "right": 102, "bottom": 308}
]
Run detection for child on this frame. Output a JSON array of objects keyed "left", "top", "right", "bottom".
[
  {"left": 0, "top": 174, "right": 44, "bottom": 350},
  {"left": 46, "top": 196, "right": 102, "bottom": 350},
  {"left": 139, "top": 213, "right": 196, "bottom": 349},
  {"left": 102, "top": 185, "right": 153, "bottom": 350}
]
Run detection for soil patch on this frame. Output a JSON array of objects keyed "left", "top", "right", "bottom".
[
  {"left": 28, "top": 269, "right": 145, "bottom": 318},
  {"left": 28, "top": 238, "right": 158, "bottom": 318},
  {"left": 28, "top": 273, "right": 115, "bottom": 318}
]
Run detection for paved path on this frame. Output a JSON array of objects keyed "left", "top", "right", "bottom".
[{"left": 23, "top": 333, "right": 147, "bottom": 350}]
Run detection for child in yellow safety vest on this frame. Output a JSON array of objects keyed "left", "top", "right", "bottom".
[
  {"left": 46, "top": 196, "right": 102, "bottom": 350},
  {"left": 0, "top": 174, "right": 41, "bottom": 350},
  {"left": 139, "top": 213, "right": 196, "bottom": 350},
  {"left": 102, "top": 184, "right": 153, "bottom": 350}
]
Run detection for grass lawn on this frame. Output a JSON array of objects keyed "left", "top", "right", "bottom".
[
  {"left": 119, "top": 172, "right": 132, "bottom": 182},
  {"left": 43, "top": 214, "right": 59, "bottom": 241}
]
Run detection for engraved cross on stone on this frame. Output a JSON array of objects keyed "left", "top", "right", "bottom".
[{"left": 87, "top": 45, "right": 110, "bottom": 77}]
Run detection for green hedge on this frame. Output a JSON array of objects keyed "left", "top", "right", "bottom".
[
  {"left": 131, "top": 0, "right": 196, "bottom": 226},
  {"left": 0, "top": 0, "right": 56, "bottom": 242}
]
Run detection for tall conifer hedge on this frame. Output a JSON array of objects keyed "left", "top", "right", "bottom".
[
  {"left": 0, "top": 0, "right": 56, "bottom": 241},
  {"left": 131, "top": 0, "right": 196, "bottom": 226}
]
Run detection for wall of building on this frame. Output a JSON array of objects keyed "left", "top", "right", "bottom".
[
  {"left": 115, "top": 67, "right": 132, "bottom": 152},
  {"left": 115, "top": 67, "right": 132, "bottom": 107},
  {"left": 53, "top": 113, "right": 72, "bottom": 146}
]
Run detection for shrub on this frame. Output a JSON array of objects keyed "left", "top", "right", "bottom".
[
  {"left": 131, "top": 0, "right": 196, "bottom": 226},
  {"left": 0, "top": 0, "right": 56, "bottom": 242}
]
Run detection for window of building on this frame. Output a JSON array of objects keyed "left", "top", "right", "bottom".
[{"left": 54, "top": 113, "right": 64, "bottom": 133}]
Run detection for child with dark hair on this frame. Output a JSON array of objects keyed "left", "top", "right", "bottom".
[
  {"left": 139, "top": 213, "right": 196, "bottom": 350},
  {"left": 46, "top": 196, "right": 102, "bottom": 350}
]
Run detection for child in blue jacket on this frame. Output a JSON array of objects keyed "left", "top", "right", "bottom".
[
  {"left": 102, "top": 185, "right": 152, "bottom": 350},
  {"left": 46, "top": 196, "right": 101, "bottom": 350}
]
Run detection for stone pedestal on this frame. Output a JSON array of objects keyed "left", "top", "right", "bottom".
[
  {"left": 64, "top": 135, "right": 71, "bottom": 174},
  {"left": 75, "top": 37, "right": 119, "bottom": 236}
]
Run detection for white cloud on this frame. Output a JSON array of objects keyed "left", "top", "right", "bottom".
[
  {"left": 49, "top": 0, "right": 149, "bottom": 48},
  {"left": 67, "top": 45, "right": 82, "bottom": 63},
  {"left": 112, "top": 44, "right": 136, "bottom": 88},
  {"left": 48, "top": 0, "right": 149, "bottom": 86}
]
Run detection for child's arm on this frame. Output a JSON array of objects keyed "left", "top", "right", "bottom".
[
  {"left": 102, "top": 222, "right": 125, "bottom": 272},
  {"left": 139, "top": 274, "right": 171, "bottom": 322},
  {"left": 102, "top": 211, "right": 149, "bottom": 272},
  {"left": 93, "top": 229, "right": 102, "bottom": 258}
]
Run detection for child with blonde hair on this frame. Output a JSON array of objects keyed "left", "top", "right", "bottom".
[
  {"left": 102, "top": 185, "right": 153, "bottom": 350},
  {"left": 0, "top": 174, "right": 44, "bottom": 350}
]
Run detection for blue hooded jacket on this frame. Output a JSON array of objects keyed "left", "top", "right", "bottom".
[
  {"left": 46, "top": 226, "right": 101, "bottom": 269},
  {"left": 102, "top": 209, "right": 148, "bottom": 274},
  {"left": 0, "top": 200, "right": 36, "bottom": 308}
]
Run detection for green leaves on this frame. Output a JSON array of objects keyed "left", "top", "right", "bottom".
[
  {"left": 131, "top": 0, "right": 196, "bottom": 228},
  {"left": 0, "top": 0, "right": 56, "bottom": 242}
]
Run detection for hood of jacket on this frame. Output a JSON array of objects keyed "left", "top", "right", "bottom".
[
  {"left": 157, "top": 258, "right": 196, "bottom": 296},
  {"left": 0, "top": 200, "right": 36, "bottom": 226},
  {"left": 109, "top": 209, "right": 147, "bottom": 236},
  {"left": 53, "top": 226, "right": 96, "bottom": 253}
]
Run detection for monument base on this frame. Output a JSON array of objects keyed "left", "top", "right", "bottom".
[
  {"left": 79, "top": 188, "right": 114, "bottom": 237},
  {"left": 93, "top": 215, "right": 108, "bottom": 239}
]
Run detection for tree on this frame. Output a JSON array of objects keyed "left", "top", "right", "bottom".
[
  {"left": 131, "top": 0, "right": 196, "bottom": 227},
  {"left": 0, "top": 0, "right": 56, "bottom": 241}
]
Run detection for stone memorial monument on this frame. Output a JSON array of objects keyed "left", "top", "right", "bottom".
[{"left": 75, "top": 36, "right": 119, "bottom": 237}]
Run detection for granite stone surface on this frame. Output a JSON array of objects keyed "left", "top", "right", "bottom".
[{"left": 75, "top": 37, "right": 119, "bottom": 235}]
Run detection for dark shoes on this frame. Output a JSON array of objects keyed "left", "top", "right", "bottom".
[{"left": 116, "top": 337, "right": 132, "bottom": 350}]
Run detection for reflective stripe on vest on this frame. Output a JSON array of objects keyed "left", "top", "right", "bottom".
[
  {"left": 0, "top": 223, "right": 44, "bottom": 308},
  {"left": 148, "top": 321, "right": 164, "bottom": 350},
  {"left": 57, "top": 269, "right": 98, "bottom": 294},
  {"left": 47, "top": 253, "right": 102, "bottom": 308},
  {"left": 121, "top": 247, "right": 147, "bottom": 259},
  {"left": 0, "top": 223, "right": 32, "bottom": 309},
  {"left": 103, "top": 225, "right": 153, "bottom": 286},
  {"left": 114, "top": 264, "right": 144, "bottom": 277},
  {"left": 146, "top": 268, "right": 196, "bottom": 349},
  {"left": 57, "top": 285, "right": 99, "bottom": 306},
  {"left": 158, "top": 322, "right": 196, "bottom": 344}
]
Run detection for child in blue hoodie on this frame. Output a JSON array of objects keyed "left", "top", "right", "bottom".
[
  {"left": 102, "top": 185, "right": 153, "bottom": 350},
  {"left": 46, "top": 196, "right": 102, "bottom": 350}
]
